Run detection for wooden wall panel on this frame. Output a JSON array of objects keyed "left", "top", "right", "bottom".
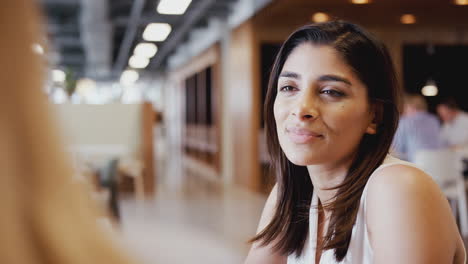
[
  {"left": 227, "top": 21, "right": 262, "bottom": 191},
  {"left": 142, "top": 102, "right": 155, "bottom": 196},
  {"left": 168, "top": 45, "right": 222, "bottom": 178}
]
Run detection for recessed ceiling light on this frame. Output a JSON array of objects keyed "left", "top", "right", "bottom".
[
  {"left": 312, "top": 12, "right": 330, "bottom": 23},
  {"left": 129, "top": 55, "right": 150, "bottom": 69},
  {"left": 157, "top": 0, "right": 192, "bottom": 15},
  {"left": 454, "top": 0, "right": 468, "bottom": 5},
  {"left": 400, "top": 14, "right": 416, "bottom": 24},
  {"left": 143, "top": 23, "right": 172, "bottom": 42},
  {"left": 350, "top": 0, "right": 371, "bottom": 4},
  {"left": 120, "top": 70, "right": 139, "bottom": 86},
  {"left": 134, "top": 43, "right": 158, "bottom": 58}
]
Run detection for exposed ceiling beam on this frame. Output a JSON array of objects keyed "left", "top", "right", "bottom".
[
  {"left": 81, "top": 0, "right": 113, "bottom": 78},
  {"left": 112, "top": 0, "right": 147, "bottom": 74},
  {"left": 211, "top": 1, "right": 235, "bottom": 9},
  {"left": 60, "top": 54, "right": 86, "bottom": 65},
  {"left": 149, "top": 0, "right": 217, "bottom": 70},
  {"left": 166, "top": 0, "right": 274, "bottom": 70},
  {"left": 206, "top": 8, "right": 231, "bottom": 19},
  {"left": 40, "top": 0, "right": 80, "bottom": 5},
  {"left": 53, "top": 35, "right": 82, "bottom": 47},
  {"left": 113, "top": 13, "right": 180, "bottom": 27},
  {"left": 47, "top": 23, "right": 80, "bottom": 35}
]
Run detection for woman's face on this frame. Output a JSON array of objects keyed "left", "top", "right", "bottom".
[{"left": 274, "top": 43, "right": 376, "bottom": 166}]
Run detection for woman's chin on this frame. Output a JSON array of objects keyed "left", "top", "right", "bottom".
[{"left": 285, "top": 153, "right": 316, "bottom": 166}]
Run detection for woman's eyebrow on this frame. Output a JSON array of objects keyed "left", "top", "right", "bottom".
[
  {"left": 279, "top": 71, "right": 300, "bottom": 79},
  {"left": 317, "top": 74, "right": 352, "bottom": 85}
]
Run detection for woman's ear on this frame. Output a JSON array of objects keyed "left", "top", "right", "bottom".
[
  {"left": 366, "top": 123, "right": 377, "bottom": 135},
  {"left": 366, "top": 102, "right": 383, "bottom": 135}
]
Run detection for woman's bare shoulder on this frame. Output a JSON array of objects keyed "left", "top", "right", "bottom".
[
  {"left": 369, "top": 163, "right": 432, "bottom": 189},
  {"left": 365, "top": 164, "right": 463, "bottom": 263}
]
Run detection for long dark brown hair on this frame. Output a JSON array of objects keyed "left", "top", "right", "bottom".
[{"left": 251, "top": 21, "right": 401, "bottom": 261}]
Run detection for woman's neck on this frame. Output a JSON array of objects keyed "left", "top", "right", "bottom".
[{"left": 307, "top": 157, "right": 353, "bottom": 207}]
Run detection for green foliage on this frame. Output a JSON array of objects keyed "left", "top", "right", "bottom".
[{"left": 64, "top": 69, "right": 77, "bottom": 96}]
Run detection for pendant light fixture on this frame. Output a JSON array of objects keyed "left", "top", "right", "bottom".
[
  {"left": 421, "top": 43, "right": 438, "bottom": 97},
  {"left": 421, "top": 79, "right": 438, "bottom": 96}
]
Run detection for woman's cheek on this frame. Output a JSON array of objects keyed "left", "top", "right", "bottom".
[{"left": 274, "top": 101, "right": 287, "bottom": 122}]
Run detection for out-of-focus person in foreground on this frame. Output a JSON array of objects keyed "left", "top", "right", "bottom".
[
  {"left": 245, "top": 21, "right": 465, "bottom": 264},
  {"left": 0, "top": 1, "right": 136, "bottom": 263}
]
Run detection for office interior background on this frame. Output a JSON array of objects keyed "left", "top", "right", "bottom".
[{"left": 31, "top": 0, "right": 468, "bottom": 263}]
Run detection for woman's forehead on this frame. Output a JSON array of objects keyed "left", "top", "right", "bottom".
[{"left": 280, "top": 44, "right": 360, "bottom": 84}]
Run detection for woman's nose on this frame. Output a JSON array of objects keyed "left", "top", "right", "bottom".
[{"left": 291, "top": 96, "right": 318, "bottom": 121}]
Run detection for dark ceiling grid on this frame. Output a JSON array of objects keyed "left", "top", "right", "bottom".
[
  {"left": 41, "top": 0, "right": 84, "bottom": 76},
  {"left": 112, "top": 0, "right": 147, "bottom": 74},
  {"left": 147, "top": 0, "right": 216, "bottom": 70},
  {"left": 146, "top": 0, "right": 238, "bottom": 70},
  {"left": 41, "top": 0, "right": 240, "bottom": 79},
  {"left": 111, "top": 0, "right": 239, "bottom": 74}
]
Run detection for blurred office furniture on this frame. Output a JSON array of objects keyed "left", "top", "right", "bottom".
[
  {"left": 98, "top": 158, "right": 120, "bottom": 219},
  {"left": 413, "top": 149, "right": 468, "bottom": 237},
  {"left": 57, "top": 102, "right": 155, "bottom": 199},
  {"left": 453, "top": 147, "right": 468, "bottom": 180},
  {"left": 70, "top": 156, "right": 119, "bottom": 222}
]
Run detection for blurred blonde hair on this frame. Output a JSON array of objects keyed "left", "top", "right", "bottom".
[
  {"left": 404, "top": 93, "right": 427, "bottom": 111},
  {"left": 0, "top": 1, "right": 136, "bottom": 263}
]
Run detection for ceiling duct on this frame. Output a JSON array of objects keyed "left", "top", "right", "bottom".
[{"left": 80, "top": 0, "right": 112, "bottom": 79}]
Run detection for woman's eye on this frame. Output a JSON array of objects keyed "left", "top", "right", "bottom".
[
  {"left": 321, "top": 89, "right": 345, "bottom": 97},
  {"left": 279, "top": 85, "right": 297, "bottom": 92}
]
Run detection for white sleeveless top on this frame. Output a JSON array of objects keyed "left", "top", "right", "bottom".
[{"left": 287, "top": 155, "right": 414, "bottom": 264}]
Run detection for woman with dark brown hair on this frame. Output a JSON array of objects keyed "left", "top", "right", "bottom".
[{"left": 245, "top": 21, "right": 465, "bottom": 264}]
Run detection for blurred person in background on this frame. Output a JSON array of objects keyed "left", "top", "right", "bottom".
[
  {"left": 437, "top": 97, "right": 468, "bottom": 150},
  {"left": 245, "top": 21, "right": 465, "bottom": 264},
  {"left": 392, "top": 93, "right": 444, "bottom": 162},
  {"left": 0, "top": 1, "right": 136, "bottom": 263}
]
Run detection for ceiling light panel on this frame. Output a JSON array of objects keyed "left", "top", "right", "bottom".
[
  {"left": 120, "top": 70, "right": 139, "bottom": 86},
  {"left": 157, "top": 0, "right": 192, "bottom": 15},
  {"left": 134, "top": 43, "right": 158, "bottom": 58},
  {"left": 129, "top": 55, "right": 150, "bottom": 69},
  {"left": 142, "top": 23, "right": 172, "bottom": 42}
]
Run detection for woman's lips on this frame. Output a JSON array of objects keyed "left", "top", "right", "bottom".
[{"left": 286, "top": 127, "right": 322, "bottom": 144}]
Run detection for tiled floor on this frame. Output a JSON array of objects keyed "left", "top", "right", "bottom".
[{"left": 119, "top": 180, "right": 266, "bottom": 264}]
